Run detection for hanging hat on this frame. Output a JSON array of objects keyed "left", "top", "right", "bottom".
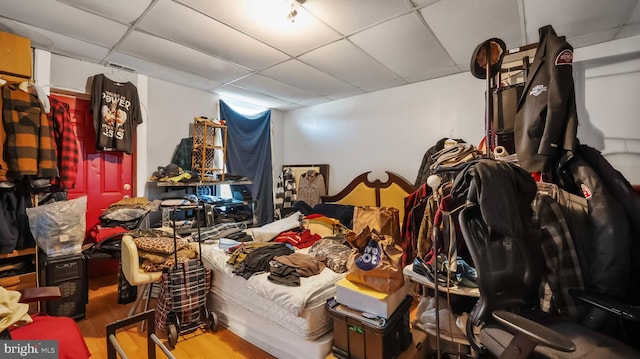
[{"left": 470, "top": 38, "right": 506, "bottom": 79}]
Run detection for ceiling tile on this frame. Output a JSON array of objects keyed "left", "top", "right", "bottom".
[
  {"left": 359, "top": 78, "right": 409, "bottom": 94},
  {"left": 176, "top": 0, "right": 340, "bottom": 56},
  {"left": 106, "top": 52, "right": 222, "bottom": 91},
  {"left": 118, "top": 30, "right": 251, "bottom": 82},
  {"left": 138, "top": 0, "right": 288, "bottom": 70},
  {"left": 412, "top": 0, "right": 441, "bottom": 6},
  {"left": 617, "top": 23, "right": 640, "bottom": 40},
  {"left": 326, "top": 88, "right": 368, "bottom": 101},
  {"left": 402, "top": 65, "right": 463, "bottom": 83},
  {"left": 0, "top": 0, "right": 128, "bottom": 47},
  {"left": 232, "top": 74, "right": 320, "bottom": 103},
  {"left": 350, "top": 13, "right": 453, "bottom": 77},
  {"left": 260, "top": 59, "right": 358, "bottom": 96},
  {"left": 215, "top": 84, "right": 297, "bottom": 109},
  {"left": 1, "top": 19, "right": 111, "bottom": 61},
  {"left": 0, "top": 19, "right": 53, "bottom": 49},
  {"left": 297, "top": 96, "right": 334, "bottom": 107},
  {"left": 302, "top": 0, "right": 411, "bottom": 35},
  {"left": 523, "top": 0, "right": 638, "bottom": 45},
  {"left": 1, "top": 0, "right": 638, "bottom": 112},
  {"left": 57, "top": 0, "right": 153, "bottom": 24},
  {"left": 300, "top": 39, "right": 401, "bottom": 91},
  {"left": 421, "top": 0, "right": 522, "bottom": 68},
  {"left": 568, "top": 30, "right": 619, "bottom": 49}
]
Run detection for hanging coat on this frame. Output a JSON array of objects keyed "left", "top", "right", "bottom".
[{"left": 514, "top": 25, "right": 578, "bottom": 174}]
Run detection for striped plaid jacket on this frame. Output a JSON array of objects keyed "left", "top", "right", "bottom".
[
  {"left": 1, "top": 83, "right": 58, "bottom": 182},
  {"left": 48, "top": 97, "right": 79, "bottom": 189}
]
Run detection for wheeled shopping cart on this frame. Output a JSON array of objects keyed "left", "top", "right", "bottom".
[{"left": 155, "top": 204, "right": 218, "bottom": 348}]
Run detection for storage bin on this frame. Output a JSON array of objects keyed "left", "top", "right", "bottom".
[{"left": 328, "top": 295, "right": 412, "bottom": 359}]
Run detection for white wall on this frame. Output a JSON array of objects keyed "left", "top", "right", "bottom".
[
  {"left": 578, "top": 55, "right": 640, "bottom": 183},
  {"left": 282, "top": 73, "right": 487, "bottom": 193},
  {"left": 145, "top": 77, "right": 218, "bottom": 175},
  {"left": 282, "top": 37, "right": 640, "bottom": 194}
]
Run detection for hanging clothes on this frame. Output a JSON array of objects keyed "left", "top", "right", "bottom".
[
  {"left": 297, "top": 170, "right": 325, "bottom": 207},
  {"left": 47, "top": 97, "right": 79, "bottom": 190},
  {"left": 274, "top": 167, "right": 297, "bottom": 219},
  {"left": 0, "top": 187, "right": 35, "bottom": 253},
  {"left": 414, "top": 137, "right": 466, "bottom": 187},
  {"left": 400, "top": 183, "right": 430, "bottom": 267},
  {"left": 514, "top": 25, "right": 578, "bottom": 174},
  {"left": 171, "top": 137, "right": 193, "bottom": 171},
  {"left": 220, "top": 100, "right": 273, "bottom": 226},
  {"left": 1, "top": 83, "right": 58, "bottom": 183},
  {"left": 90, "top": 74, "right": 143, "bottom": 154}
]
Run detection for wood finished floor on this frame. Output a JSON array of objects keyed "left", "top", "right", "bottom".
[{"left": 77, "top": 272, "right": 276, "bottom": 359}]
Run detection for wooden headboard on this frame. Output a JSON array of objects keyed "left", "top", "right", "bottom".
[{"left": 321, "top": 171, "right": 416, "bottom": 222}]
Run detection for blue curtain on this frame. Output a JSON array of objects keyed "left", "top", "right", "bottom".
[{"left": 219, "top": 100, "right": 273, "bottom": 225}]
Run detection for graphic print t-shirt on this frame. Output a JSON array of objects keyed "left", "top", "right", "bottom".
[{"left": 90, "top": 74, "right": 143, "bottom": 154}]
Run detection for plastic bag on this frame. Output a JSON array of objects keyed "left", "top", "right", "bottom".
[{"left": 26, "top": 195, "right": 87, "bottom": 257}]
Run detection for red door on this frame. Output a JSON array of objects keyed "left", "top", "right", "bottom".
[{"left": 51, "top": 93, "right": 134, "bottom": 242}]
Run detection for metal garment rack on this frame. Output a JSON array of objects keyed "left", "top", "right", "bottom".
[{"left": 487, "top": 42, "right": 537, "bottom": 157}]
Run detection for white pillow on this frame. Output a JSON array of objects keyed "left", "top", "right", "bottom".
[{"left": 250, "top": 212, "right": 302, "bottom": 242}]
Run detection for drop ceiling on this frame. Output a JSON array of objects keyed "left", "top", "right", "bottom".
[{"left": 1, "top": 0, "right": 639, "bottom": 111}]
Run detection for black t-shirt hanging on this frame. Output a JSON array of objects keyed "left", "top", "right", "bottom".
[{"left": 90, "top": 74, "right": 143, "bottom": 154}]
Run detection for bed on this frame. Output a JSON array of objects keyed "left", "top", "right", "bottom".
[{"left": 201, "top": 171, "right": 416, "bottom": 359}]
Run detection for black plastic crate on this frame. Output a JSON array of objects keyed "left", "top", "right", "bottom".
[
  {"left": 39, "top": 252, "right": 87, "bottom": 320},
  {"left": 328, "top": 295, "right": 412, "bottom": 359}
]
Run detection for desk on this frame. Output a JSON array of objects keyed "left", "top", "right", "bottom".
[{"left": 152, "top": 180, "right": 255, "bottom": 228}]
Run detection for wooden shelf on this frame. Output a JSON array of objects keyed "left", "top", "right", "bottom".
[
  {"left": 0, "top": 247, "right": 36, "bottom": 259},
  {"left": 404, "top": 264, "right": 480, "bottom": 297},
  {"left": 192, "top": 117, "right": 227, "bottom": 181}
]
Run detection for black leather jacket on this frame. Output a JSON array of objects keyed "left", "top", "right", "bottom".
[{"left": 555, "top": 147, "right": 635, "bottom": 299}]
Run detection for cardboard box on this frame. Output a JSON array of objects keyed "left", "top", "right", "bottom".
[
  {"left": 0, "top": 31, "right": 32, "bottom": 79},
  {"left": 328, "top": 296, "right": 412, "bottom": 359},
  {"left": 335, "top": 277, "right": 410, "bottom": 319},
  {"left": 398, "top": 328, "right": 429, "bottom": 359}
]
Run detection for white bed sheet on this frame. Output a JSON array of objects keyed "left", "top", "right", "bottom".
[
  {"left": 208, "top": 289, "right": 334, "bottom": 359},
  {"left": 200, "top": 243, "right": 345, "bottom": 341}
]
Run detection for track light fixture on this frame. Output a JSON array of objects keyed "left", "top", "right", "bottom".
[{"left": 287, "top": 0, "right": 305, "bottom": 23}]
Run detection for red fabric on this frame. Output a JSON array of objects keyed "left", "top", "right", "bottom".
[
  {"left": 10, "top": 314, "right": 91, "bottom": 359},
  {"left": 531, "top": 171, "right": 542, "bottom": 182},
  {"left": 400, "top": 183, "right": 430, "bottom": 266},
  {"left": 274, "top": 229, "right": 321, "bottom": 249},
  {"left": 86, "top": 224, "right": 127, "bottom": 244}
]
